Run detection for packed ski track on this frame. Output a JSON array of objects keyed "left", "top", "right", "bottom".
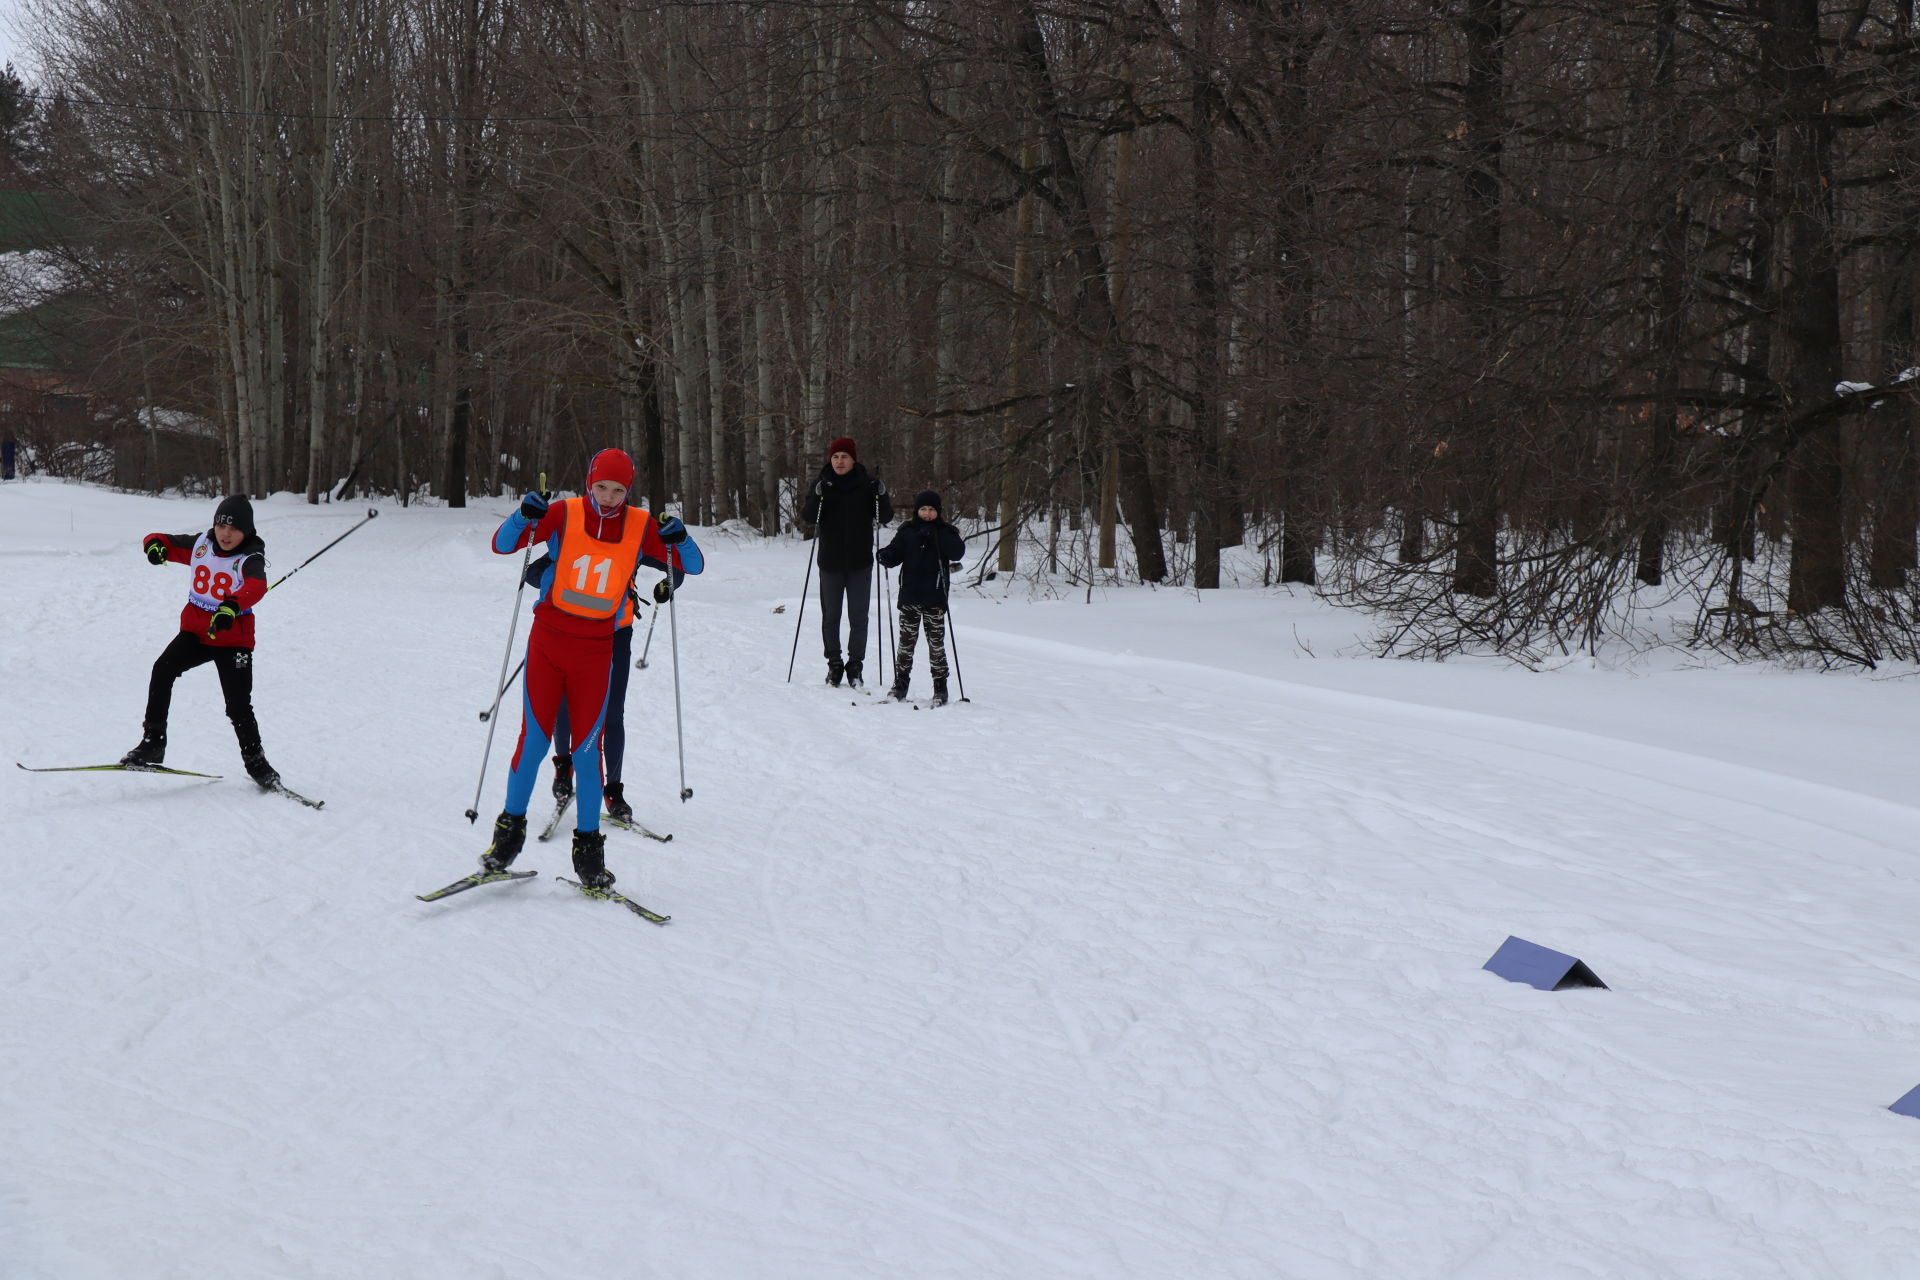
[{"left": 5, "top": 478, "right": 1920, "bottom": 1279}]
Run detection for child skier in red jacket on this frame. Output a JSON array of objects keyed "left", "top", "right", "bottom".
[
  {"left": 479, "top": 448, "right": 702, "bottom": 890},
  {"left": 120, "top": 494, "right": 281, "bottom": 789}
]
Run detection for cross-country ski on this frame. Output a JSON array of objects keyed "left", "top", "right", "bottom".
[
  {"left": 602, "top": 813, "right": 672, "bottom": 843},
  {"left": 415, "top": 868, "right": 538, "bottom": 903},
  {"left": 17, "top": 760, "right": 222, "bottom": 778},
  {"left": 555, "top": 875, "right": 670, "bottom": 925}
]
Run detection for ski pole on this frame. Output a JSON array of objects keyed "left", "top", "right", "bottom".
[
  {"left": 944, "top": 564, "right": 970, "bottom": 704},
  {"left": 872, "top": 495, "right": 889, "bottom": 686},
  {"left": 666, "top": 544, "right": 692, "bottom": 802},
  {"left": 466, "top": 474, "right": 543, "bottom": 822},
  {"left": 478, "top": 657, "right": 525, "bottom": 721},
  {"left": 636, "top": 596, "right": 660, "bottom": 669},
  {"left": 785, "top": 534, "right": 815, "bottom": 682},
  {"left": 881, "top": 557, "right": 897, "bottom": 672},
  {"left": 883, "top": 492, "right": 898, "bottom": 670},
  {"left": 268, "top": 507, "right": 379, "bottom": 591}
]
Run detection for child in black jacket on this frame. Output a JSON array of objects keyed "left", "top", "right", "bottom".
[{"left": 875, "top": 490, "right": 967, "bottom": 705}]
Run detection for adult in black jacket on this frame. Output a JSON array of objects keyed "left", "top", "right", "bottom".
[
  {"left": 875, "top": 489, "right": 967, "bottom": 705},
  {"left": 801, "top": 436, "right": 892, "bottom": 687}
]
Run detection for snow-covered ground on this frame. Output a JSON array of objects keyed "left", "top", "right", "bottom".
[{"left": 4, "top": 477, "right": 1920, "bottom": 1280}]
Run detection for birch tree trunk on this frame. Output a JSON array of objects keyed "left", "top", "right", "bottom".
[
  {"left": 700, "top": 171, "right": 732, "bottom": 522},
  {"left": 1763, "top": 0, "right": 1845, "bottom": 613},
  {"left": 1448, "top": 0, "right": 1506, "bottom": 598},
  {"left": 1012, "top": 2, "right": 1166, "bottom": 582},
  {"left": 1099, "top": 66, "right": 1134, "bottom": 574},
  {"left": 1189, "top": 0, "right": 1228, "bottom": 590},
  {"left": 998, "top": 135, "right": 1041, "bottom": 575},
  {"left": 303, "top": 0, "right": 343, "bottom": 502}
]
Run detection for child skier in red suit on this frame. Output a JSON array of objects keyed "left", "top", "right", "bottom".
[
  {"left": 480, "top": 448, "right": 702, "bottom": 889},
  {"left": 120, "top": 494, "right": 281, "bottom": 788}
]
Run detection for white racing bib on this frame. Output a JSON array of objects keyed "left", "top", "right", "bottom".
[{"left": 185, "top": 532, "right": 253, "bottom": 614}]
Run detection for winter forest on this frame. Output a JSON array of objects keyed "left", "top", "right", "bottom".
[{"left": 7, "top": 1, "right": 1920, "bottom": 663}]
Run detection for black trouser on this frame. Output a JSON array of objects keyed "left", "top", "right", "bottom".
[
  {"left": 896, "top": 604, "right": 948, "bottom": 679},
  {"left": 819, "top": 565, "right": 873, "bottom": 671},
  {"left": 143, "top": 631, "right": 264, "bottom": 754}
]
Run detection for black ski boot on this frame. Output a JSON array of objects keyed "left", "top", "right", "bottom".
[
  {"left": 552, "top": 754, "right": 574, "bottom": 801},
  {"left": 232, "top": 718, "right": 278, "bottom": 790},
  {"left": 931, "top": 677, "right": 949, "bottom": 707},
  {"left": 242, "top": 747, "right": 281, "bottom": 791},
  {"left": 571, "top": 829, "right": 614, "bottom": 891},
  {"left": 888, "top": 671, "right": 910, "bottom": 701},
  {"left": 846, "top": 661, "right": 864, "bottom": 691},
  {"left": 119, "top": 732, "right": 166, "bottom": 768},
  {"left": 604, "top": 782, "right": 634, "bottom": 824},
  {"left": 826, "top": 657, "right": 845, "bottom": 688},
  {"left": 481, "top": 812, "right": 528, "bottom": 872}
]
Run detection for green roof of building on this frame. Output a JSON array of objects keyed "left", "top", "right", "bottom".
[
  {"left": 0, "top": 191, "right": 68, "bottom": 253},
  {"left": 0, "top": 300, "right": 78, "bottom": 369}
]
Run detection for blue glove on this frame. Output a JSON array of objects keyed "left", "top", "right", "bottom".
[
  {"left": 653, "top": 578, "right": 673, "bottom": 604},
  {"left": 657, "top": 514, "right": 687, "bottom": 545},
  {"left": 519, "top": 490, "right": 550, "bottom": 521}
]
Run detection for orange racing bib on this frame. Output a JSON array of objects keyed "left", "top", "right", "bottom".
[{"left": 550, "top": 497, "right": 647, "bottom": 622}]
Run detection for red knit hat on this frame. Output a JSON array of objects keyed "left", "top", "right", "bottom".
[
  {"left": 827, "top": 437, "right": 857, "bottom": 461},
  {"left": 585, "top": 448, "right": 635, "bottom": 491}
]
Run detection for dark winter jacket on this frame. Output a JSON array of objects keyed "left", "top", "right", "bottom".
[
  {"left": 876, "top": 517, "right": 967, "bottom": 609},
  {"left": 802, "top": 462, "right": 892, "bottom": 571}
]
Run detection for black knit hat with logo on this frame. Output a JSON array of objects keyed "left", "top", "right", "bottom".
[{"left": 213, "top": 494, "right": 256, "bottom": 537}]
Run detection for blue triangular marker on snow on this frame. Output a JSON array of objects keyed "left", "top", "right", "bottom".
[
  {"left": 1888, "top": 1085, "right": 1920, "bottom": 1120},
  {"left": 1483, "top": 936, "right": 1608, "bottom": 991}
]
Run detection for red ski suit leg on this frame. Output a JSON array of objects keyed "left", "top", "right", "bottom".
[{"left": 505, "top": 624, "right": 613, "bottom": 822}]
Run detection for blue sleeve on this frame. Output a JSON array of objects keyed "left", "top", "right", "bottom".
[
  {"left": 641, "top": 533, "right": 703, "bottom": 586},
  {"left": 492, "top": 511, "right": 532, "bottom": 554},
  {"left": 671, "top": 533, "right": 704, "bottom": 577}
]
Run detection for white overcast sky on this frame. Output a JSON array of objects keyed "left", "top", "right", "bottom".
[{"left": 0, "top": 0, "right": 34, "bottom": 79}]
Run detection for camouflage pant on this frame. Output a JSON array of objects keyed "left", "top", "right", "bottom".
[{"left": 895, "top": 605, "right": 948, "bottom": 679}]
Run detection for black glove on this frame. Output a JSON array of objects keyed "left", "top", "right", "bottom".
[
  {"left": 207, "top": 600, "right": 242, "bottom": 637},
  {"left": 653, "top": 578, "right": 673, "bottom": 604},
  {"left": 519, "top": 490, "right": 551, "bottom": 521},
  {"left": 657, "top": 514, "right": 688, "bottom": 544},
  {"left": 811, "top": 478, "right": 828, "bottom": 497},
  {"left": 145, "top": 538, "right": 168, "bottom": 565}
]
